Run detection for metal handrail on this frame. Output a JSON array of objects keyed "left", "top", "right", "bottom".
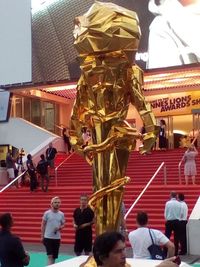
[
  {"left": 178, "top": 135, "right": 199, "bottom": 184},
  {"left": 54, "top": 152, "right": 74, "bottom": 186},
  {"left": 124, "top": 161, "right": 166, "bottom": 220},
  {"left": 0, "top": 171, "right": 26, "bottom": 193}
]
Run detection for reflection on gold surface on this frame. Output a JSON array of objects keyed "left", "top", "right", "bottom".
[{"left": 70, "top": 1, "right": 158, "bottom": 241}]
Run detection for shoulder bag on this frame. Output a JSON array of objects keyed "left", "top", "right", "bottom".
[{"left": 147, "top": 229, "right": 165, "bottom": 260}]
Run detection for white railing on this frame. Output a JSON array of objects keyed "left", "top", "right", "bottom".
[
  {"left": 0, "top": 171, "right": 26, "bottom": 193},
  {"left": 124, "top": 162, "right": 166, "bottom": 220},
  {"left": 0, "top": 138, "right": 64, "bottom": 193},
  {"left": 54, "top": 152, "right": 75, "bottom": 186},
  {"left": 178, "top": 135, "right": 199, "bottom": 184}
]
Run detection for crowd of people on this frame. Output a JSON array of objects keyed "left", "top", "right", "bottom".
[
  {"left": 1, "top": 123, "right": 196, "bottom": 266},
  {"left": 0, "top": 190, "right": 189, "bottom": 266},
  {"left": 5, "top": 142, "right": 57, "bottom": 192}
]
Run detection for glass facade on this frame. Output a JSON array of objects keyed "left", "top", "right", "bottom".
[{"left": 11, "top": 95, "right": 59, "bottom": 134}]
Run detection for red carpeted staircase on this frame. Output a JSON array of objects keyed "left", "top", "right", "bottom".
[{"left": 0, "top": 149, "right": 200, "bottom": 245}]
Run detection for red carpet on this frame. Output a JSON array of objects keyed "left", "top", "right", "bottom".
[{"left": 0, "top": 149, "right": 199, "bottom": 244}]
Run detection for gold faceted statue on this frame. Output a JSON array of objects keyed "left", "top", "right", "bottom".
[{"left": 71, "top": 0, "right": 158, "bottom": 241}]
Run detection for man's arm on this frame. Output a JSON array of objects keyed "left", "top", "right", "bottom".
[
  {"left": 78, "top": 209, "right": 95, "bottom": 229},
  {"left": 156, "top": 256, "right": 178, "bottom": 267},
  {"left": 165, "top": 240, "right": 175, "bottom": 258},
  {"left": 41, "top": 219, "right": 46, "bottom": 241},
  {"left": 13, "top": 237, "right": 30, "bottom": 266},
  {"left": 164, "top": 203, "right": 168, "bottom": 220},
  {"left": 59, "top": 217, "right": 65, "bottom": 231},
  {"left": 73, "top": 218, "right": 78, "bottom": 229}
]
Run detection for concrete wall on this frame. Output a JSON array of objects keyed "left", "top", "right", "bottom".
[
  {"left": 0, "top": 117, "right": 66, "bottom": 163},
  {"left": 0, "top": 117, "right": 59, "bottom": 153},
  {"left": 187, "top": 196, "right": 200, "bottom": 255},
  {"left": 0, "top": 117, "right": 66, "bottom": 186}
]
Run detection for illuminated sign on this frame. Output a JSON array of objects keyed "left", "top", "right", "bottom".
[{"left": 146, "top": 91, "right": 200, "bottom": 116}]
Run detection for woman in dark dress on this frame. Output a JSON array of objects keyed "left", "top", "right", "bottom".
[
  {"left": 26, "top": 154, "right": 37, "bottom": 192},
  {"left": 62, "top": 127, "right": 72, "bottom": 154},
  {"left": 159, "top": 119, "right": 167, "bottom": 150}
]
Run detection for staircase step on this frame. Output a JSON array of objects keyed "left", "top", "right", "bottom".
[{"left": 1, "top": 149, "right": 200, "bottom": 244}]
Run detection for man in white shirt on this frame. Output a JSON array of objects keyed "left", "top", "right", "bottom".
[
  {"left": 92, "top": 231, "right": 177, "bottom": 267},
  {"left": 128, "top": 211, "right": 174, "bottom": 259},
  {"left": 178, "top": 193, "right": 188, "bottom": 255},
  {"left": 164, "top": 192, "right": 181, "bottom": 256}
]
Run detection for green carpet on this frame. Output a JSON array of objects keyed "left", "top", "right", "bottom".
[{"left": 27, "top": 252, "right": 74, "bottom": 267}]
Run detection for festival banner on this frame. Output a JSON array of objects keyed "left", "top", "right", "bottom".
[{"left": 146, "top": 91, "right": 200, "bottom": 116}]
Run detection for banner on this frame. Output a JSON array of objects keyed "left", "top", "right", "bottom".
[{"left": 146, "top": 91, "right": 200, "bottom": 116}]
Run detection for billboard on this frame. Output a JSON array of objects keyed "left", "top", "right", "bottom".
[
  {"left": 0, "top": 0, "right": 32, "bottom": 85},
  {"left": 146, "top": 91, "right": 200, "bottom": 116},
  {"left": 113, "top": 0, "right": 200, "bottom": 70}
]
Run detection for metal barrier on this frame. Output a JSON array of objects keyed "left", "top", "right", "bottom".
[
  {"left": 54, "top": 152, "right": 74, "bottom": 186},
  {"left": 0, "top": 171, "right": 27, "bottom": 193},
  {"left": 124, "top": 161, "right": 166, "bottom": 220}
]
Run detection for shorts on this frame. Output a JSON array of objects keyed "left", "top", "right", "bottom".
[
  {"left": 7, "top": 168, "right": 15, "bottom": 179},
  {"left": 43, "top": 238, "right": 60, "bottom": 259}
]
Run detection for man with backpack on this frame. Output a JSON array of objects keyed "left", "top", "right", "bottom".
[{"left": 37, "top": 154, "right": 49, "bottom": 192}]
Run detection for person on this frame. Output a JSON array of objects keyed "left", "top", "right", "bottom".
[
  {"left": 41, "top": 196, "right": 65, "bottom": 265},
  {"left": 26, "top": 154, "right": 38, "bottom": 192},
  {"left": 177, "top": 193, "right": 188, "bottom": 255},
  {"left": 164, "top": 191, "right": 181, "bottom": 256},
  {"left": 62, "top": 127, "right": 72, "bottom": 154},
  {"left": 147, "top": 0, "right": 200, "bottom": 69},
  {"left": 16, "top": 148, "right": 25, "bottom": 172},
  {"left": 46, "top": 142, "right": 57, "bottom": 168},
  {"left": 5, "top": 151, "right": 15, "bottom": 184},
  {"left": 37, "top": 154, "right": 49, "bottom": 192},
  {"left": 159, "top": 119, "right": 167, "bottom": 150},
  {"left": 81, "top": 127, "right": 91, "bottom": 148},
  {"left": 73, "top": 194, "right": 94, "bottom": 256},
  {"left": 92, "top": 231, "right": 178, "bottom": 267},
  {"left": 0, "top": 213, "right": 30, "bottom": 267},
  {"left": 184, "top": 144, "right": 198, "bottom": 185},
  {"left": 93, "top": 231, "right": 127, "bottom": 267},
  {"left": 128, "top": 211, "right": 174, "bottom": 259}
]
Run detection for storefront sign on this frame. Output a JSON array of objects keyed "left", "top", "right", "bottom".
[{"left": 146, "top": 91, "right": 200, "bottom": 116}]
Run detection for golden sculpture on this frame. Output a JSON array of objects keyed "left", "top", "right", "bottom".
[{"left": 70, "top": 3, "right": 158, "bottom": 265}]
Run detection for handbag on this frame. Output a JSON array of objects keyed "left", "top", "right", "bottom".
[{"left": 148, "top": 229, "right": 165, "bottom": 260}]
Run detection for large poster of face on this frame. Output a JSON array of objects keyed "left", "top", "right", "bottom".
[{"left": 111, "top": 0, "right": 200, "bottom": 69}]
